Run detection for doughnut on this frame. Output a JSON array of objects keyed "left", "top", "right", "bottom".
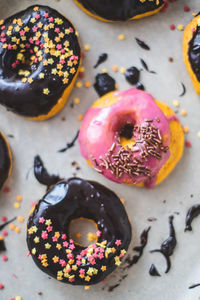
[
  {"left": 27, "top": 178, "right": 131, "bottom": 285},
  {"left": 0, "top": 5, "right": 81, "bottom": 120},
  {"left": 183, "top": 13, "right": 200, "bottom": 95},
  {"left": 74, "top": 0, "right": 165, "bottom": 22},
  {"left": 0, "top": 131, "right": 12, "bottom": 189},
  {"left": 78, "top": 88, "right": 184, "bottom": 188}
]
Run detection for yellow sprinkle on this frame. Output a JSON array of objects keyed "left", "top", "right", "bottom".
[
  {"left": 177, "top": 24, "right": 184, "bottom": 31},
  {"left": 84, "top": 44, "right": 90, "bottom": 51},
  {"left": 14, "top": 202, "right": 20, "bottom": 209},
  {"left": 101, "top": 266, "right": 107, "bottom": 272},
  {"left": 120, "top": 67, "right": 126, "bottom": 74},
  {"left": 74, "top": 97, "right": 80, "bottom": 104},
  {"left": 9, "top": 223, "right": 16, "bottom": 230},
  {"left": 78, "top": 114, "right": 84, "bottom": 121},
  {"left": 84, "top": 286, "right": 90, "bottom": 290},
  {"left": 85, "top": 276, "right": 91, "bottom": 282},
  {"left": 120, "top": 198, "right": 125, "bottom": 204},
  {"left": 181, "top": 109, "right": 187, "bottom": 117},
  {"left": 76, "top": 81, "right": 83, "bottom": 88},
  {"left": 112, "top": 65, "right": 119, "bottom": 72},
  {"left": 173, "top": 100, "right": 180, "bottom": 107},
  {"left": 34, "top": 237, "right": 40, "bottom": 244},
  {"left": 80, "top": 67, "right": 85, "bottom": 72},
  {"left": 75, "top": 232, "right": 82, "bottom": 238},
  {"left": 15, "top": 227, "right": 21, "bottom": 233},
  {"left": 197, "top": 131, "right": 200, "bottom": 139},
  {"left": 43, "top": 88, "right": 50, "bottom": 95},
  {"left": 85, "top": 81, "right": 91, "bottom": 88},
  {"left": 45, "top": 243, "right": 51, "bottom": 249},
  {"left": 0, "top": 235, "right": 4, "bottom": 241},
  {"left": 183, "top": 126, "right": 189, "bottom": 133},
  {"left": 15, "top": 296, "right": 22, "bottom": 300},
  {"left": 17, "top": 216, "right": 24, "bottom": 223},
  {"left": 16, "top": 195, "right": 22, "bottom": 202},
  {"left": 118, "top": 34, "right": 125, "bottom": 40},
  {"left": 102, "top": 68, "right": 107, "bottom": 73}
]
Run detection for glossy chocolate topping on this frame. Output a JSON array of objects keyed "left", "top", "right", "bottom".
[
  {"left": 0, "top": 5, "right": 81, "bottom": 117},
  {"left": 0, "top": 132, "right": 11, "bottom": 188},
  {"left": 76, "top": 0, "right": 164, "bottom": 21},
  {"left": 188, "top": 25, "right": 200, "bottom": 82},
  {"left": 27, "top": 178, "right": 132, "bottom": 285}
]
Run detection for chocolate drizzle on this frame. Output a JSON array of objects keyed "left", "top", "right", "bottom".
[
  {"left": 188, "top": 25, "right": 200, "bottom": 82},
  {"left": 185, "top": 204, "right": 200, "bottom": 232},
  {"left": 0, "top": 217, "right": 16, "bottom": 231},
  {"left": 150, "top": 216, "right": 176, "bottom": 273},
  {"left": 125, "top": 67, "right": 140, "bottom": 85},
  {"left": 58, "top": 130, "right": 79, "bottom": 153},
  {"left": 94, "top": 53, "right": 108, "bottom": 68},
  {"left": 75, "top": 0, "right": 164, "bottom": 21},
  {"left": 179, "top": 82, "right": 186, "bottom": 97},
  {"left": 94, "top": 73, "right": 116, "bottom": 96},
  {"left": 0, "top": 5, "right": 81, "bottom": 117},
  {"left": 189, "top": 283, "right": 200, "bottom": 289},
  {"left": 34, "top": 155, "right": 61, "bottom": 187},
  {"left": 135, "top": 38, "right": 150, "bottom": 51},
  {"left": 0, "top": 132, "right": 11, "bottom": 189},
  {"left": 149, "top": 264, "right": 161, "bottom": 277}
]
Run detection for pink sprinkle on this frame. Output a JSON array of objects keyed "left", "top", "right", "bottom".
[
  {"left": 2, "top": 231, "right": 8, "bottom": 237},
  {"left": 35, "top": 40, "right": 40, "bottom": 45},
  {"left": 90, "top": 258, "right": 96, "bottom": 265},
  {"left": 67, "top": 253, "right": 74, "bottom": 260},
  {"left": 184, "top": 5, "right": 190, "bottom": 12},
  {"left": 56, "top": 44, "right": 62, "bottom": 50},
  {"left": 69, "top": 55, "right": 75, "bottom": 61},
  {"left": 41, "top": 231, "right": 48, "bottom": 240},
  {"left": 69, "top": 27, "right": 74, "bottom": 33},
  {"left": 186, "top": 141, "right": 192, "bottom": 147},
  {"left": 63, "top": 241, "right": 69, "bottom": 248},
  {"left": 55, "top": 28, "right": 60, "bottom": 33},
  {"left": 79, "top": 72, "right": 84, "bottom": 79},
  {"left": 38, "top": 255, "right": 42, "bottom": 260},
  {"left": 0, "top": 32, "right": 5, "bottom": 37},
  {"left": 0, "top": 283, "right": 4, "bottom": 290},
  {"left": 25, "top": 43, "right": 30, "bottom": 48},
  {"left": 59, "top": 259, "right": 66, "bottom": 267},
  {"left": 1, "top": 25, "right": 5, "bottom": 30},
  {"left": 35, "top": 14, "right": 41, "bottom": 19},
  {"left": 48, "top": 17, "right": 54, "bottom": 23},
  {"left": 52, "top": 236, "right": 58, "bottom": 242},
  {"left": 80, "top": 249, "right": 87, "bottom": 256},
  {"left": 40, "top": 43, "right": 44, "bottom": 49},
  {"left": 47, "top": 226, "right": 53, "bottom": 232},
  {"left": 69, "top": 277, "right": 75, "bottom": 282},
  {"left": 27, "top": 251, "right": 31, "bottom": 257},
  {"left": 10, "top": 298, "right": 15, "bottom": 300},
  {"left": 39, "top": 217, "right": 45, "bottom": 224},
  {"left": 115, "top": 240, "right": 122, "bottom": 246},
  {"left": 98, "top": 253, "right": 104, "bottom": 260},
  {"left": 69, "top": 239, "right": 74, "bottom": 244},
  {"left": 69, "top": 244, "right": 75, "bottom": 250},
  {"left": 60, "top": 59, "right": 65, "bottom": 65},
  {"left": 1, "top": 38, "right": 6, "bottom": 43},
  {"left": 99, "top": 247, "right": 105, "bottom": 253},
  {"left": 76, "top": 255, "right": 82, "bottom": 260},
  {"left": 7, "top": 44, "right": 12, "bottom": 50},
  {"left": 192, "top": 28, "right": 195, "bottom": 33},
  {"left": 96, "top": 230, "right": 101, "bottom": 237},
  {"left": 76, "top": 260, "right": 81, "bottom": 266},
  {"left": 32, "top": 26, "right": 38, "bottom": 32},
  {"left": 2, "top": 256, "right": 8, "bottom": 262},
  {"left": 30, "top": 49, "right": 34, "bottom": 54},
  {"left": 119, "top": 253, "right": 125, "bottom": 258},
  {"left": 34, "top": 58, "right": 38, "bottom": 63},
  {"left": 79, "top": 268, "right": 85, "bottom": 274},
  {"left": 61, "top": 49, "right": 65, "bottom": 54},
  {"left": 29, "top": 37, "right": 34, "bottom": 44},
  {"left": 62, "top": 234, "right": 67, "bottom": 240},
  {"left": 20, "top": 30, "right": 25, "bottom": 36},
  {"left": 44, "top": 12, "right": 49, "bottom": 18},
  {"left": 170, "top": 24, "right": 175, "bottom": 30},
  {"left": 1, "top": 216, "right": 7, "bottom": 222}
]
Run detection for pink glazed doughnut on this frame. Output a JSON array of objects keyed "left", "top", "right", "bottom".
[{"left": 78, "top": 88, "right": 184, "bottom": 188}]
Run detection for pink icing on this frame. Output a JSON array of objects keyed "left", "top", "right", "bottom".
[{"left": 78, "top": 88, "right": 173, "bottom": 188}]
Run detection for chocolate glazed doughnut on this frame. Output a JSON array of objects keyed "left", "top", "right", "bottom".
[
  {"left": 0, "top": 132, "right": 12, "bottom": 189},
  {"left": 0, "top": 5, "right": 81, "bottom": 120},
  {"left": 27, "top": 178, "right": 132, "bottom": 285},
  {"left": 74, "top": 0, "right": 165, "bottom": 22}
]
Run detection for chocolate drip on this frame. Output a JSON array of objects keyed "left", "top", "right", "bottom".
[
  {"left": 185, "top": 204, "right": 200, "bottom": 232},
  {"left": 135, "top": 38, "right": 150, "bottom": 51},
  {"left": 149, "top": 264, "right": 161, "bottom": 276},
  {"left": 34, "top": 155, "right": 61, "bottom": 187},
  {"left": 94, "top": 73, "right": 116, "bottom": 96},
  {"left": 125, "top": 67, "right": 140, "bottom": 85},
  {"left": 58, "top": 130, "right": 79, "bottom": 152},
  {"left": 150, "top": 216, "right": 176, "bottom": 273},
  {"left": 94, "top": 53, "right": 108, "bottom": 68}
]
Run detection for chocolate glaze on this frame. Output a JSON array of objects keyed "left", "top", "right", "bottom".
[
  {"left": 76, "top": 0, "right": 164, "bottom": 21},
  {"left": 185, "top": 204, "right": 200, "bottom": 232},
  {"left": 135, "top": 38, "right": 150, "bottom": 51},
  {"left": 188, "top": 25, "right": 200, "bottom": 82},
  {"left": 34, "top": 155, "right": 61, "bottom": 187},
  {"left": 94, "top": 53, "right": 108, "bottom": 68},
  {"left": 149, "top": 264, "right": 160, "bottom": 277},
  {"left": 27, "top": 178, "right": 132, "bottom": 285},
  {"left": 0, "top": 5, "right": 81, "bottom": 117},
  {"left": 58, "top": 130, "right": 79, "bottom": 152},
  {"left": 0, "top": 132, "right": 11, "bottom": 188},
  {"left": 0, "top": 217, "right": 16, "bottom": 231},
  {"left": 151, "top": 216, "right": 176, "bottom": 273},
  {"left": 94, "top": 73, "right": 116, "bottom": 97},
  {"left": 125, "top": 67, "right": 140, "bottom": 85}
]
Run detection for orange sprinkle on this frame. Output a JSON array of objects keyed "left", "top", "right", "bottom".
[
  {"left": 15, "top": 227, "right": 21, "bottom": 233},
  {"left": 112, "top": 65, "right": 119, "bottom": 72},
  {"left": 17, "top": 216, "right": 24, "bottom": 223},
  {"left": 78, "top": 114, "right": 83, "bottom": 121},
  {"left": 85, "top": 81, "right": 91, "bottom": 88},
  {"left": 16, "top": 195, "right": 22, "bottom": 202},
  {"left": 9, "top": 223, "right": 16, "bottom": 230}
]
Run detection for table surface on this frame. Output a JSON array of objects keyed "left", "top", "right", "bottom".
[{"left": 0, "top": 0, "right": 200, "bottom": 299}]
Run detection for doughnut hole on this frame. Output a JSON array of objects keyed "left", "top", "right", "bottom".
[
  {"left": 113, "top": 113, "right": 136, "bottom": 149},
  {"left": 69, "top": 218, "right": 98, "bottom": 247}
]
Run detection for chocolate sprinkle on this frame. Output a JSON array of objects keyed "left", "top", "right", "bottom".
[
  {"left": 179, "top": 82, "right": 186, "bottom": 97},
  {"left": 149, "top": 264, "right": 161, "bottom": 277},
  {"left": 135, "top": 38, "right": 150, "bottom": 51},
  {"left": 58, "top": 130, "right": 79, "bottom": 152},
  {"left": 94, "top": 73, "right": 116, "bottom": 97},
  {"left": 94, "top": 53, "right": 108, "bottom": 68},
  {"left": 34, "top": 155, "right": 61, "bottom": 187},
  {"left": 185, "top": 204, "right": 200, "bottom": 232},
  {"left": 150, "top": 216, "right": 176, "bottom": 273}
]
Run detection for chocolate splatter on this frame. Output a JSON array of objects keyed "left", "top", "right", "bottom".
[
  {"left": 34, "top": 155, "right": 61, "bottom": 187},
  {"left": 140, "top": 58, "right": 156, "bottom": 74},
  {"left": 7, "top": 134, "right": 14, "bottom": 138},
  {"left": 125, "top": 66, "right": 140, "bottom": 85},
  {"left": 179, "top": 82, "right": 186, "bottom": 97},
  {"left": 185, "top": 204, "right": 200, "bottom": 232},
  {"left": 135, "top": 38, "right": 150, "bottom": 51},
  {"left": 125, "top": 227, "right": 151, "bottom": 268},
  {"left": 94, "top": 53, "right": 108, "bottom": 68},
  {"left": 149, "top": 264, "right": 161, "bottom": 277},
  {"left": 136, "top": 81, "right": 145, "bottom": 91},
  {"left": 150, "top": 216, "right": 176, "bottom": 273},
  {"left": 94, "top": 73, "right": 116, "bottom": 96},
  {"left": 58, "top": 130, "right": 79, "bottom": 153},
  {"left": 189, "top": 283, "right": 200, "bottom": 289},
  {"left": 0, "top": 239, "right": 6, "bottom": 252},
  {"left": 0, "top": 217, "right": 16, "bottom": 231},
  {"left": 147, "top": 217, "right": 157, "bottom": 222},
  {"left": 108, "top": 275, "right": 128, "bottom": 292}
]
